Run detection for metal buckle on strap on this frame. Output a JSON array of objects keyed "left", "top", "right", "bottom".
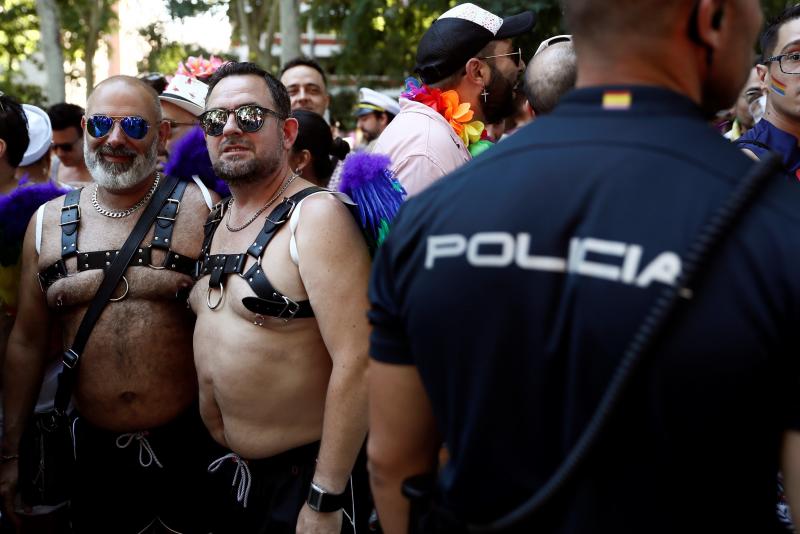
[
  {"left": 157, "top": 198, "right": 181, "bottom": 222},
  {"left": 280, "top": 295, "right": 300, "bottom": 321},
  {"left": 59, "top": 204, "right": 81, "bottom": 225},
  {"left": 63, "top": 349, "right": 79, "bottom": 369},
  {"left": 266, "top": 198, "right": 296, "bottom": 225}
]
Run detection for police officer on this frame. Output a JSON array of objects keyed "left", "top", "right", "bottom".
[{"left": 367, "top": 1, "right": 800, "bottom": 533}]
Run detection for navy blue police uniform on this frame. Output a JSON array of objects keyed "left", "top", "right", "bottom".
[{"left": 369, "top": 86, "right": 800, "bottom": 533}]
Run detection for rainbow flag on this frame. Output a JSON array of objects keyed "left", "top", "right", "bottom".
[
  {"left": 772, "top": 78, "right": 787, "bottom": 96},
  {"left": 602, "top": 90, "right": 632, "bottom": 110}
]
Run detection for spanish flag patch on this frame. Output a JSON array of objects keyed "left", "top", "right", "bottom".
[{"left": 602, "top": 90, "right": 632, "bottom": 110}]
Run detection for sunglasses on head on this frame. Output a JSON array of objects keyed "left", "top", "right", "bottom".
[
  {"left": 535, "top": 35, "right": 572, "bottom": 57},
  {"left": 86, "top": 115, "right": 150, "bottom": 140},
  {"left": 199, "top": 104, "right": 285, "bottom": 137}
]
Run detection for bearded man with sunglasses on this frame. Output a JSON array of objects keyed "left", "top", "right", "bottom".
[
  {"left": 371, "top": 3, "right": 534, "bottom": 197},
  {"left": 189, "top": 61, "right": 372, "bottom": 534},
  {"left": 1, "top": 75, "right": 219, "bottom": 533}
]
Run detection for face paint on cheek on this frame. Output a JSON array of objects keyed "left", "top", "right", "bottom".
[{"left": 771, "top": 78, "right": 787, "bottom": 96}]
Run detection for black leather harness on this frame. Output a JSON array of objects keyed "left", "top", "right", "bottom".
[
  {"left": 195, "top": 186, "right": 327, "bottom": 321},
  {"left": 37, "top": 179, "right": 195, "bottom": 292}
]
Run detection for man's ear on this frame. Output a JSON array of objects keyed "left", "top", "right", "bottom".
[
  {"left": 525, "top": 101, "right": 536, "bottom": 121},
  {"left": 694, "top": 0, "right": 726, "bottom": 51},
  {"left": 0, "top": 138, "right": 6, "bottom": 161},
  {"left": 283, "top": 117, "right": 299, "bottom": 149},
  {"left": 756, "top": 63, "right": 769, "bottom": 85},
  {"left": 465, "top": 57, "right": 490, "bottom": 88}
]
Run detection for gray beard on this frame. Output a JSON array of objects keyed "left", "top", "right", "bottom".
[{"left": 84, "top": 138, "right": 159, "bottom": 191}]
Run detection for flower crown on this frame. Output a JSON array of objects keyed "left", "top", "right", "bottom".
[{"left": 176, "top": 55, "right": 225, "bottom": 80}]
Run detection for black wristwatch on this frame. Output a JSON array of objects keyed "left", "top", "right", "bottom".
[{"left": 307, "top": 481, "right": 346, "bottom": 512}]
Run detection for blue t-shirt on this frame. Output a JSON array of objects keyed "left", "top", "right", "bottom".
[
  {"left": 369, "top": 86, "right": 800, "bottom": 533},
  {"left": 737, "top": 117, "right": 800, "bottom": 178}
]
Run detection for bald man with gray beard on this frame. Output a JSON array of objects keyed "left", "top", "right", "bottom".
[{"left": 0, "top": 75, "right": 219, "bottom": 534}]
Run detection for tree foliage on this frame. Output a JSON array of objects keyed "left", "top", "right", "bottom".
[
  {"left": 137, "top": 22, "right": 224, "bottom": 75},
  {"left": 0, "top": 0, "right": 39, "bottom": 71},
  {"left": 307, "top": 0, "right": 563, "bottom": 82}
]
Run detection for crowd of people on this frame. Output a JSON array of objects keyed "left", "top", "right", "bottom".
[{"left": 0, "top": 0, "right": 798, "bottom": 532}]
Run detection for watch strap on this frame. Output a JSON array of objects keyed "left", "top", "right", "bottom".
[{"left": 307, "top": 482, "right": 346, "bottom": 513}]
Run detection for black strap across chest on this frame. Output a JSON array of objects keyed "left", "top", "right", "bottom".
[
  {"left": 196, "top": 186, "right": 327, "bottom": 320},
  {"left": 38, "top": 178, "right": 193, "bottom": 291}
]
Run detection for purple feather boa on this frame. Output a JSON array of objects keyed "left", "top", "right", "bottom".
[
  {"left": 0, "top": 180, "right": 69, "bottom": 265},
  {"left": 338, "top": 152, "right": 406, "bottom": 250},
  {"left": 0, "top": 180, "right": 68, "bottom": 241},
  {"left": 339, "top": 152, "right": 393, "bottom": 191},
  {"left": 163, "top": 126, "right": 230, "bottom": 197}
]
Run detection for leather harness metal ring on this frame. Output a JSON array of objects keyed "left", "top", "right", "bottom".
[
  {"left": 108, "top": 275, "right": 129, "bottom": 302},
  {"left": 207, "top": 282, "right": 225, "bottom": 310},
  {"left": 148, "top": 245, "right": 167, "bottom": 270}
]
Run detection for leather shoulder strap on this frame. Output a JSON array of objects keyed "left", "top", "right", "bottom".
[
  {"left": 60, "top": 188, "right": 83, "bottom": 258},
  {"left": 54, "top": 174, "right": 180, "bottom": 414}
]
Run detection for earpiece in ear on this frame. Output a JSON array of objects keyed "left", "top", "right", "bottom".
[{"left": 712, "top": 7, "right": 724, "bottom": 30}]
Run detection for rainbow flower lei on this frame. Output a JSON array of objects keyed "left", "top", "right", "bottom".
[{"left": 401, "top": 77, "right": 494, "bottom": 157}]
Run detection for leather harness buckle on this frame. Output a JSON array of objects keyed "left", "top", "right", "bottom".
[
  {"left": 280, "top": 295, "right": 300, "bottom": 321},
  {"left": 62, "top": 349, "right": 79, "bottom": 369},
  {"left": 59, "top": 204, "right": 81, "bottom": 225},
  {"left": 266, "top": 198, "right": 296, "bottom": 225},
  {"left": 157, "top": 198, "right": 181, "bottom": 222}
]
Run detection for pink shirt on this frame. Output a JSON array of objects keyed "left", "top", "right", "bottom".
[{"left": 372, "top": 97, "right": 471, "bottom": 197}]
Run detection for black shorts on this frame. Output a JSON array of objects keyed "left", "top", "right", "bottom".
[
  {"left": 70, "top": 406, "right": 223, "bottom": 534},
  {"left": 207, "top": 441, "right": 373, "bottom": 534}
]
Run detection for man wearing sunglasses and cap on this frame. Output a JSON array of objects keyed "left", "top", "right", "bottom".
[
  {"left": 1, "top": 75, "right": 218, "bottom": 533},
  {"left": 190, "top": 61, "right": 372, "bottom": 533},
  {"left": 371, "top": 3, "right": 535, "bottom": 197}
]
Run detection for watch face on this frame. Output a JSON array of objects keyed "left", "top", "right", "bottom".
[
  {"left": 308, "top": 487, "right": 325, "bottom": 511},
  {"left": 307, "top": 483, "right": 346, "bottom": 513}
]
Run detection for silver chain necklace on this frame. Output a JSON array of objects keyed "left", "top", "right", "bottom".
[
  {"left": 92, "top": 173, "right": 161, "bottom": 219},
  {"left": 226, "top": 172, "right": 298, "bottom": 232}
]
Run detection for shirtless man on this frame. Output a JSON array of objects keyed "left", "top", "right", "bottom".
[
  {"left": 0, "top": 76, "right": 217, "bottom": 533},
  {"left": 48, "top": 103, "right": 93, "bottom": 186},
  {"left": 190, "top": 62, "right": 371, "bottom": 533}
]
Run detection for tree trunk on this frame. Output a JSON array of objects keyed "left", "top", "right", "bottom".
[
  {"left": 256, "top": 0, "right": 279, "bottom": 71},
  {"left": 234, "top": 0, "right": 250, "bottom": 60},
  {"left": 84, "top": 0, "right": 103, "bottom": 99},
  {"left": 279, "top": 0, "right": 301, "bottom": 66},
  {"left": 36, "top": 0, "right": 66, "bottom": 105}
]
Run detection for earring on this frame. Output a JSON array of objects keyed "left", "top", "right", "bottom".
[
  {"left": 294, "top": 167, "right": 302, "bottom": 175},
  {"left": 481, "top": 87, "right": 489, "bottom": 103}
]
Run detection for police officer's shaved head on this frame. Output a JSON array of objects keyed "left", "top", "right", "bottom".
[
  {"left": 563, "top": 0, "right": 690, "bottom": 47},
  {"left": 87, "top": 75, "right": 162, "bottom": 121},
  {"left": 524, "top": 42, "right": 577, "bottom": 115},
  {"left": 562, "top": 0, "right": 763, "bottom": 116}
]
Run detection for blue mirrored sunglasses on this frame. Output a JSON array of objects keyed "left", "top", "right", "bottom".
[{"left": 86, "top": 115, "right": 150, "bottom": 140}]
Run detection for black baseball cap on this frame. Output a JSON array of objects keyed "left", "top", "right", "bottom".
[{"left": 415, "top": 3, "right": 536, "bottom": 85}]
